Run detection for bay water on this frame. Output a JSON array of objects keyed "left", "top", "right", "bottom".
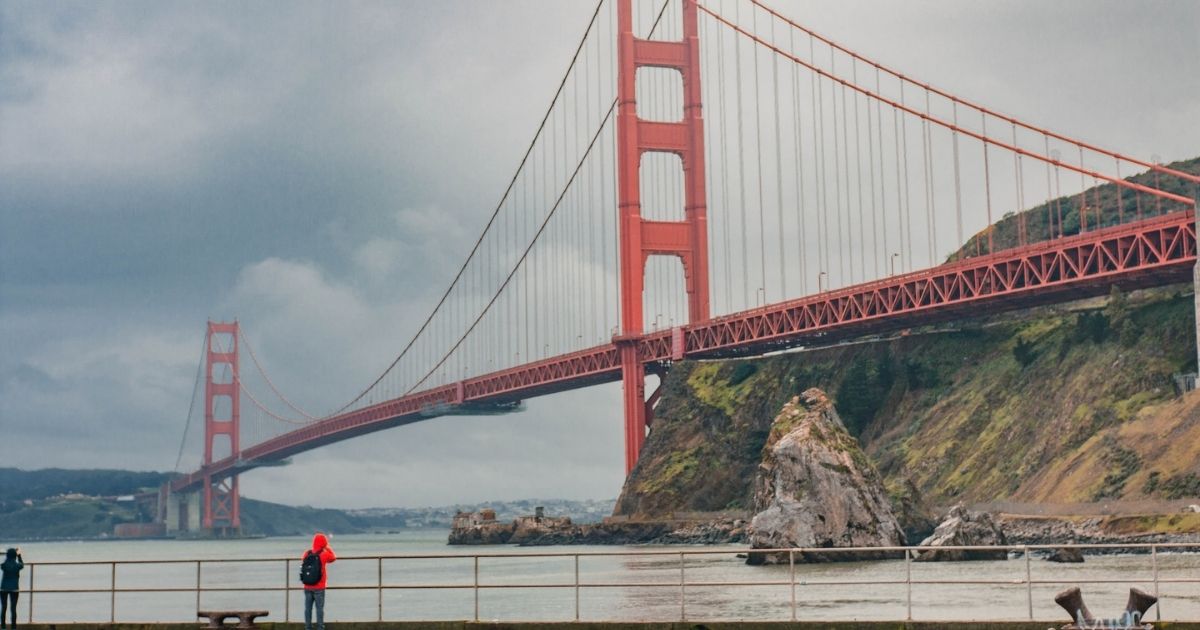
[{"left": 10, "top": 531, "right": 1199, "bottom": 623}]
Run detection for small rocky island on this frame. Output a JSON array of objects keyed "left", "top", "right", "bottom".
[{"left": 449, "top": 506, "right": 748, "bottom": 546}]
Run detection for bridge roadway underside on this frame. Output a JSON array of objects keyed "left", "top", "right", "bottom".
[
  {"left": 22, "top": 622, "right": 1200, "bottom": 630},
  {"left": 173, "top": 210, "right": 1197, "bottom": 493}
]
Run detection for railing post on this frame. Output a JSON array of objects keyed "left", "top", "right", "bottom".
[
  {"left": 789, "top": 549, "right": 796, "bottom": 622},
  {"left": 195, "top": 560, "right": 202, "bottom": 616},
  {"left": 1152, "top": 545, "right": 1160, "bottom": 622},
  {"left": 473, "top": 555, "right": 480, "bottom": 622},
  {"left": 377, "top": 556, "right": 384, "bottom": 622},
  {"left": 905, "top": 548, "right": 913, "bottom": 621},
  {"left": 111, "top": 561, "right": 117, "bottom": 623},
  {"left": 678, "top": 552, "right": 686, "bottom": 621},
  {"left": 27, "top": 564, "right": 33, "bottom": 623},
  {"left": 1024, "top": 546, "right": 1033, "bottom": 621},
  {"left": 285, "top": 559, "right": 291, "bottom": 623},
  {"left": 574, "top": 554, "right": 581, "bottom": 622}
]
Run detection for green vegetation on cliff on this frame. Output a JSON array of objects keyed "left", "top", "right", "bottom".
[{"left": 617, "top": 285, "right": 1200, "bottom": 518}]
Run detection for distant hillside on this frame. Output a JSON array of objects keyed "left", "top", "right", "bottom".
[
  {"left": 0, "top": 468, "right": 172, "bottom": 503},
  {"left": 951, "top": 156, "right": 1199, "bottom": 261},
  {"left": 0, "top": 468, "right": 612, "bottom": 540}
]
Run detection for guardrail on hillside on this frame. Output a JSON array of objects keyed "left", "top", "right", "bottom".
[{"left": 12, "top": 543, "right": 1200, "bottom": 624}]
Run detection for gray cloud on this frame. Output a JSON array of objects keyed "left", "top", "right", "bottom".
[{"left": 2, "top": 0, "right": 1197, "bottom": 508}]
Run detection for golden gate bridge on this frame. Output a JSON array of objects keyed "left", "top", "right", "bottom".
[{"left": 163, "top": 0, "right": 1200, "bottom": 534}]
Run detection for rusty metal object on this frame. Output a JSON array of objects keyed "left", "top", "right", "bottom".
[
  {"left": 1056, "top": 587, "right": 1096, "bottom": 626},
  {"left": 1055, "top": 586, "right": 1157, "bottom": 629},
  {"left": 1125, "top": 587, "right": 1158, "bottom": 622}
]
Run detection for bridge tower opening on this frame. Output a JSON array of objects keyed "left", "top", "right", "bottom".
[
  {"left": 203, "top": 320, "right": 241, "bottom": 534},
  {"left": 615, "top": 0, "right": 710, "bottom": 473}
]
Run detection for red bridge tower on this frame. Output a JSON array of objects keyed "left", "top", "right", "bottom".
[
  {"left": 615, "top": 0, "right": 710, "bottom": 473},
  {"left": 203, "top": 320, "right": 241, "bottom": 532}
]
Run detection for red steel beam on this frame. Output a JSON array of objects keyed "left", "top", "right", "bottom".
[{"left": 172, "top": 210, "right": 1195, "bottom": 492}]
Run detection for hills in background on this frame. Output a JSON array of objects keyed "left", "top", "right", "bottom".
[{"left": 0, "top": 467, "right": 612, "bottom": 540}]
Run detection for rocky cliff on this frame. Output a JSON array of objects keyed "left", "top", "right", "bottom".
[{"left": 616, "top": 284, "right": 1200, "bottom": 521}]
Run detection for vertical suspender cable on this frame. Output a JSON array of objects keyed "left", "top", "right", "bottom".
[
  {"left": 1078, "top": 145, "right": 1088, "bottom": 232},
  {"left": 1012, "top": 122, "right": 1025, "bottom": 245},
  {"left": 952, "top": 101, "right": 964, "bottom": 251},
  {"left": 899, "top": 82, "right": 913, "bottom": 270},
  {"left": 753, "top": 3, "right": 768, "bottom": 303},
  {"left": 717, "top": 0, "right": 732, "bottom": 313},
  {"left": 735, "top": 0, "right": 750, "bottom": 308},
  {"left": 852, "top": 62, "right": 866, "bottom": 282},
  {"left": 771, "top": 15, "right": 786, "bottom": 299},
  {"left": 833, "top": 51, "right": 848, "bottom": 286},
  {"left": 892, "top": 105, "right": 904, "bottom": 265},
  {"left": 1115, "top": 159, "right": 1124, "bottom": 225},
  {"left": 865, "top": 63, "right": 879, "bottom": 278},
  {"left": 790, "top": 26, "right": 807, "bottom": 295},
  {"left": 1043, "top": 135, "right": 1054, "bottom": 240},
  {"left": 812, "top": 36, "right": 829, "bottom": 290},
  {"left": 923, "top": 89, "right": 936, "bottom": 266},
  {"left": 981, "top": 112, "right": 994, "bottom": 253},
  {"left": 876, "top": 67, "right": 888, "bottom": 274}
]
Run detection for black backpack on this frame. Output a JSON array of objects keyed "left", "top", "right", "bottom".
[{"left": 299, "top": 550, "right": 323, "bottom": 586}]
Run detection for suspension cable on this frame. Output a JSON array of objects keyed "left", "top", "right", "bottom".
[
  {"left": 695, "top": 4, "right": 1196, "bottom": 206},
  {"left": 173, "top": 333, "right": 208, "bottom": 471},
  {"left": 326, "top": 0, "right": 611, "bottom": 417},
  {"left": 738, "top": 0, "right": 1200, "bottom": 185}
]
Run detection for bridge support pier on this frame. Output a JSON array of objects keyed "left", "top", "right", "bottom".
[
  {"left": 165, "top": 490, "right": 201, "bottom": 534},
  {"left": 615, "top": 0, "right": 709, "bottom": 474},
  {"left": 617, "top": 340, "right": 647, "bottom": 473}
]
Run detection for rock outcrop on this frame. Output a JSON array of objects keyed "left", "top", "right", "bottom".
[
  {"left": 1046, "top": 547, "right": 1084, "bottom": 563},
  {"left": 747, "top": 389, "right": 906, "bottom": 564},
  {"left": 508, "top": 514, "right": 574, "bottom": 545},
  {"left": 915, "top": 504, "right": 1007, "bottom": 561},
  {"left": 450, "top": 508, "right": 748, "bottom": 546},
  {"left": 448, "top": 510, "right": 516, "bottom": 544}
]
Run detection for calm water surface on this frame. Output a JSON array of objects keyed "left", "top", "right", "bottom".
[{"left": 11, "top": 531, "right": 1200, "bottom": 623}]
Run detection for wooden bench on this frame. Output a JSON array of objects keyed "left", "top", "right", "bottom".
[{"left": 198, "top": 610, "right": 269, "bottom": 629}]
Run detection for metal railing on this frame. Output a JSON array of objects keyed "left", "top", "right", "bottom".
[{"left": 12, "top": 542, "right": 1200, "bottom": 623}]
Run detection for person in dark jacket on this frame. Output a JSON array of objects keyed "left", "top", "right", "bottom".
[
  {"left": 302, "top": 533, "right": 336, "bottom": 630},
  {"left": 0, "top": 548, "right": 22, "bottom": 629}
]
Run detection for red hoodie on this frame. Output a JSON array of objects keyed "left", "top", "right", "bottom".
[{"left": 302, "top": 533, "right": 336, "bottom": 590}]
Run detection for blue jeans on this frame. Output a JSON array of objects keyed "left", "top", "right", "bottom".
[{"left": 304, "top": 589, "right": 325, "bottom": 630}]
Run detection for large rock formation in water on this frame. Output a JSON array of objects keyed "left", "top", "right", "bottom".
[
  {"left": 915, "top": 504, "right": 1008, "bottom": 561},
  {"left": 747, "top": 388, "right": 906, "bottom": 564}
]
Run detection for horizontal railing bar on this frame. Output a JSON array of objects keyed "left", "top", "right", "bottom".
[
  {"left": 24, "top": 575, "right": 1200, "bottom": 596},
  {"left": 18, "top": 542, "right": 1200, "bottom": 566},
  {"left": 20, "top": 543, "right": 1200, "bottom": 625}
]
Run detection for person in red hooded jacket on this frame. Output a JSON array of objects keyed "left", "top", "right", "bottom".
[{"left": 302, "top": 533, "right": 336, "bottom": 630}]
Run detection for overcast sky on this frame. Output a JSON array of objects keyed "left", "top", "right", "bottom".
[{"left": 2, "top": 1, "right": 1197, "bottom": 509}]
